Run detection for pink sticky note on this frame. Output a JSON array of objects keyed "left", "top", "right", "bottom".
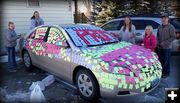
[
  {"left": 125, "top": 76, "right": 131, "bottom": 83},
  {"left": 118, "top": 79, "right": 122, "bottom": 83},
  {"left": 124, "top": 69, "right": 130, "bottom": 74},
  {"left": 131, "top": 78, "right": 136, "bottom": 84},
  {"left": 118, "top": 70, "right": 124, "bottom": 74}
]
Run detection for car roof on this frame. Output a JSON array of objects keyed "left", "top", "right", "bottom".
[
  {"left": 104, "top": 16, "right": 177, "bottom": 25},
  {"left": 116, "top": 14, "right": 177, "bottom": 18},
  {"left": 35, "top": 24, "right": 102, "bottom": 30},
  {"left": 57, "top": 24, "right": 103, "bottom": 30},
  {"left": 58, "top": 24, "right": 97, "bottom": 28}
]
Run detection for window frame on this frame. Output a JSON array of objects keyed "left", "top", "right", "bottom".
[
  {"left": 27, "top": 0, "right": 40, "bottom": 8},
  {"left": 132, "top": 20, "right": 159, "bottom": 30}
]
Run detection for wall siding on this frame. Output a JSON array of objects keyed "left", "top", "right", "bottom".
[{"left": 0, "top": 0, "right": 74, "bottom": 54}]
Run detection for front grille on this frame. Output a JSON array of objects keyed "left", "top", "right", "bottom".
[{"left": 117, "top": 91, "right": 130, "bottom": 95}]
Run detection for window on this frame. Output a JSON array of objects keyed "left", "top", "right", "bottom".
[
  {"left": 170, "top": 18, "right": 180, "bottom": 29},
  {"left": 47, "top": 27, "right": 67, "bottom": 46},
  {"left": 132, "top": 20, "right": 159, "bottom": 30},
  {"left": 27, "top": 0, "right": 40, "bottom": 7},
  {"left": 34, "top": 27, "right": 48, "bottom": 40},
  {"left": 119, "top": 20, "right": 124, "bottom": 29},
  {"left": 145, "top": 20, "right": 159, "bottom": 29},
  {"left": 102, "top": 21, "right": 121, "bottom": 31},
  {"left": 132, "top": 20, "right": 146, "bottom": 30},
  {"left": 29, "top": 30, "right": 36, "bottom": 39}
]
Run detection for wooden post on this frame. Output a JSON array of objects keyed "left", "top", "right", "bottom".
[{"left": 74, "top": 0, "right": 78, "bottom": 23}]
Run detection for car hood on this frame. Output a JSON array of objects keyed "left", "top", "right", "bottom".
[{"left": 80, "top": 41, "right": 160, "bottom": 77}]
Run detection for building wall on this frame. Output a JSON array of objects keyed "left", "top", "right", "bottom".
[{"left": 0, "top": 0, "right": 74, "bottom": 54}]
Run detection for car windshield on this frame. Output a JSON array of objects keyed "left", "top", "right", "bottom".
[
  {"left": 170, "top": 18, "right": 180, "bottom": 29},
  {"left": 63, "top": 25, "right": 118, "bottom": 47}
]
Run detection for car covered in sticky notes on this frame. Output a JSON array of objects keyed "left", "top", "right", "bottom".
[{"left": 20, "top": 24, "right": 162, "bottom": 100}]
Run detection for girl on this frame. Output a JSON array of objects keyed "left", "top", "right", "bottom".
[
  {"left": 142, "top": 25, "right": 157, "bottom": 52},
  {"left": 119, "top": 16, "right": 136, "bottom": 43},
  {"left": 30, "top": 11, "right": 44, "bottom": 29}
]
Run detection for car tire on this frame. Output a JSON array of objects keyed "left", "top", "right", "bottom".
[
  {"left": 75, "top": 69, "right": 100, "bottom": 101},
  {"left": 22, "top": 50, "right": 32, "bottom": 71}
]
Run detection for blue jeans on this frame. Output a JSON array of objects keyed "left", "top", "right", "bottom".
[
  {"left": 158, "top": 49, "right": 171, "bottom": 75},
  {"left": 6, "top": 47, "right": 17, "bottom": 70}
]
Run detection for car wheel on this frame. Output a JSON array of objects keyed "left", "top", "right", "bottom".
[
  {"left": 22, "top": 50, "right": 32, "bottom": 71},
  {"left": 75, "top": 69, "right": 100, "bottom": 100}
]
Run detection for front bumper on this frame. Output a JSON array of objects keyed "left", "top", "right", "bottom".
[
  {"left": 99, "top": 77, "right": 161, "bottom": 98},
  {"left": 92, "top": 64, "right": 162, "bottom": 98}
]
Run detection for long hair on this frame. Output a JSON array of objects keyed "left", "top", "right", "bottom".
[
  {"left": 123, "top": 16, "right": 132, "bottom": 32},
  {"left": 31, "top": 11, "right": 39, "bottom": 20}
]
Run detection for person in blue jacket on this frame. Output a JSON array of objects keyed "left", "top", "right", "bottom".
[
  {"left": 30, "top": 11, "right": 44, "bottom": 29},
  {"left": 5, "top": 22, "right": 21, "bottom": 72}
]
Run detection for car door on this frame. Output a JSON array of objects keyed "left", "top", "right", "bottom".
[
  {"left": 42, "top": 27, "right": 71, "bottom": 81},
  {"left": 26, "top": 26, "right": 49, "bottom": 68}
]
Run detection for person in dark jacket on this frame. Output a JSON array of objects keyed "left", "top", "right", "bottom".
[
  {"left": 157, "top": 14, "right": 176, "bottom": 78},
  {"left": 5, "top": 22, "right": 21, "bottom": 72}
]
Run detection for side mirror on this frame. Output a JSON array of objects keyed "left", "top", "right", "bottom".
[{"left": 136, "top": 33, "right": 143, "bottom": 36}]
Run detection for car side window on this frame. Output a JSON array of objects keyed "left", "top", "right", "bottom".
[
  {"left": 145, "top": 20, "right": 159, "bottom": 29},
  {"left": 132, "top": 20, "right": 146, "bottom": 30},
  {"left": 29, "top": 30, "right": 36, "bottom": 39},
  {"left": 47, "top": 27, "right": 67, "bottom": 46},
  {"left": 119, "top": 20, "right": 123, "bottom": 29},
  {"left": 102, "top": 20, "right": 121, "bottom": 31},
  {"left": 32, "top": 27, "right": 48, "bottom": 40},
  {"left": 132, "top": 20, "right": 159, "bottom": 30},
  {"left": 170, "top": 18, "right": 180, "bottom": 29}
]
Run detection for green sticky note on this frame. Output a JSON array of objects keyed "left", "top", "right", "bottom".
[
  {"left": 110, "top": 85, "right": 114, "bottom": 90},
  {"left": 102, "top": 83, "right": 105, "bottom": 88},
  {"left": 123, "top": 84, "right": 128, "bottom": 89},
  {"left": 135, "top": 84, "right": 139, "bottom": 89},
  {"left": 126, "top": 61, "right": 131, "bottom": 65},
  {"left": 93, "top": 60, "right": 98, "bottom": 64},
  {"left": 135, "top": 78, "right": 139, "bottom": 82},
  {"left": 146, "top": 83, "right": 151, "bottom": 89},
  {"left": 141, "top": 87, "right": 145, "bottom": 92},
  {"left": 114, "top": 67, "right": 119, "bottom": 73},
  {"left": 129, "top": 84, "right": 133, "bottom": 89},
  {"left": 140, "top": 82, "right": 143, "bottom": 86},
  {"left": 117, "top": 75, "right": 122, "bottom": 79},
  {"left": 132, "top": 65, "right": 137, "bottom": 69},
  {"left": 138, "top": 64, "right": 142, "bottom": 68},
  {"left": 112, "top": 60, "right": 117, "bottom": 64},
  {"left": 118, "top": 83, "right": 123, "bottom": 88},
  {"left": 121, "top": 80, "right": 126, "bottom": 85},
  {"left": 130, "top": 72, "right": 134, "bottom": 77}
]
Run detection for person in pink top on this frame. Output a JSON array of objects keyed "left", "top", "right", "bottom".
[{"left": 142, "top": 25, "right": 157, "bottom": 52}]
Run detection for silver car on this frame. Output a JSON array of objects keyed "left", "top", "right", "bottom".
[
  {"left": 20, "top": 24, "right": 162, "bottom": 100},
  {"left": 101, "top": 16, "right": 180, "bottom": 52}
]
